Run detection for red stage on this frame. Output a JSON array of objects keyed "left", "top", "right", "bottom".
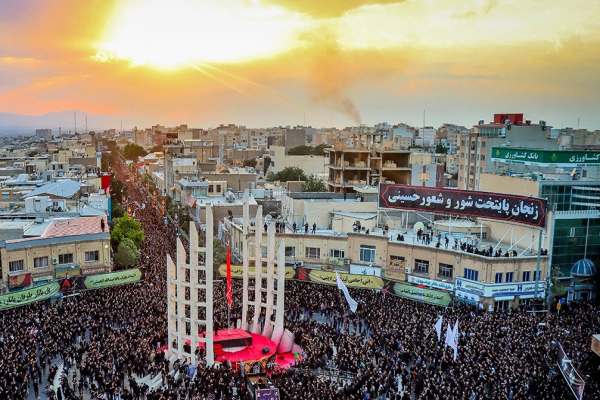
[{"left": 191, "top": 328, "right": 300, "bottom": 370}]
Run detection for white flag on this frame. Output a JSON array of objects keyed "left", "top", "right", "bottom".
[
  {"left": 450, "top": 320, "right": 459, "bottom": 361},
  {"left": 444, "top": 323, "right": 453, "bottom": 348},
  {"left": 336, "top": 272, "right": 358, "bottom": 313},
  {"left": 434, "top": 316, "right": 443, "bottom": 341}
]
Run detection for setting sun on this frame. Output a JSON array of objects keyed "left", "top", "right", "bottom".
[{"left": 95, "top": 0, "right": 310, "bottom": 69}]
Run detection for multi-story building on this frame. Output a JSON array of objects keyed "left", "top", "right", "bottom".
[
  {"left": 0, "top": 216, "right": 111, "bottom": 291},
  {"left": 224, "top": 212, "right": 547, "bottom": 311},
  {"left": 479, "top": 172, "right": 600, "bottom": 284},
  {"left": 35, "top": 129, "right": 53, "bottom": 141},
  {"left": 326, "top": 131, "right": 411, "bottom": 193},
  {"left": 458, "top": 114, "right": 556, "bottom": 190}
]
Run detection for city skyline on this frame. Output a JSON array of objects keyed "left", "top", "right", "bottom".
[{"left": 1, "top": 0, "right": 600, "bottom": 130}]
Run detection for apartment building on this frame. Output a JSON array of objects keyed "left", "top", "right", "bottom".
[
  {"left": 0, "top": 216, "right": 111, "bottom": 291},
  {"left": 326, "top": 131, "right": 411, "bottom": 193}
]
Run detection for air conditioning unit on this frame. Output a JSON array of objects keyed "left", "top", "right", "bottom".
[{"left": 52, "top": 257, "right": 58, "bottom": 265}]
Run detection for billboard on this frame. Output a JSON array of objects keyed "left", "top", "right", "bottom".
[
  {"left": 0, "top": 282, "right": 60, "bottom": 311},
  {"left": 84, "top": 268, "right": 142, "bottom": 289},
  {"left": 379, "top": 184, "right": 547, "bottom": 227},
  {"left": 491, "top": 147, "right": 600, "bottom": 166}
]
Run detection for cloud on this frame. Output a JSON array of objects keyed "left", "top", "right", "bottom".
[
  {"left": 266, "top": 0, "right": 404, "bottom": 18},
  {"left": 457, "top": 0, "right": 498, "bottom": 18}
]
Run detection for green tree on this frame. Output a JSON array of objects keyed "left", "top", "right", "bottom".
[
  {"left": 303, "top": 175, "right": 327, "bottom": 192},
  {"left": 111, "top": 215, "right": 144, "bottom": 249},
  {"left": 269, "top": 167, "right": 307, "bottom": 182},
  {"left": 110, "top": 178, "right": 127, "bottom": 205},
  {"left": 123, "top": 143, "right": 147, "bottom": 160},
  {"left": 112, "top": 202, "right": 125, "bottom": 219},
  {"left": 288, "top": 144, "right": 329, "bottom": 156},
  {"left": 287, "top": 145, "right": 313, "bottom": 155},
  {"left": 115, "top": 238, "right": 140, "bottom": 268},
  {"left": 435, "top": 143, "right": 448, "bottom": 154}
]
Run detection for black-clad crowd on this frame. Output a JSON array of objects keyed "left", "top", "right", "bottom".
[{"left": 0, "top": 156, "right": 598, "bottom": 400}]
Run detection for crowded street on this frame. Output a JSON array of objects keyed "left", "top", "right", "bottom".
[{"left": 0, "top": 155, "right": 598, "bottom": 400}]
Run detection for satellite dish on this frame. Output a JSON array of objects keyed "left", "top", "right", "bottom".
[{"left": 413, "top": 222, "right": 425, "bottom": 232}]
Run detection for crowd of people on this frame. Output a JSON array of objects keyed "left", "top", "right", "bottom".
[{"left": 0, "top": 152, "right": 598, "bottom": 400}]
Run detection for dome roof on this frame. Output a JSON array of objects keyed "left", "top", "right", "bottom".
[{"left": 570, "top": 258, "right": 597, "bottom": 277}]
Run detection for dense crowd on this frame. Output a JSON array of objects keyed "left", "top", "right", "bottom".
[{"left": 0, "top": 154, "right": 598, "bottom": 400}]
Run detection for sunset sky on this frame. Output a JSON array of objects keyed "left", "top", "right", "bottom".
[{"left": 1, "top": 0, "right": 600, "bottom": 130}]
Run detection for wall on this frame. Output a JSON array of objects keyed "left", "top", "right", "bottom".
[
  {"left": 286, "top": 197, "right": 377, "bottom": 229},
  {"left": 269, "top": 146, "right": 327, "bottom": 177}
]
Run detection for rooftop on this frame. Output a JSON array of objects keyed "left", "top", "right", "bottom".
[
  {"left": 42, "top": 216, "right": 107, "bottom": 238},
  {"left": 26, "top": 179, "right": 81, "bottom": 199}
]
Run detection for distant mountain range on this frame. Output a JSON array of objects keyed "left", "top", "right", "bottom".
[{"left": 0, "top": 110, "right": 125, "bottom": 135}]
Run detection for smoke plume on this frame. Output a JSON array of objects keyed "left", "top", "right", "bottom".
[{"left": 302, "top": 29, "right": 362, "bottom": 125}]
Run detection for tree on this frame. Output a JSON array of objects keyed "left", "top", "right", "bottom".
[
  {"left": 115, "top": 238, "right": 140, "bottom": 268},
  {"left": 435, "top": 143, "right": 448, "bottom": 154},
  {"left": 123, "top": 143, "right": 147, "bottom": 160},
  {"left": 110, "top": 178, "right": 127, "bottom": 205},
  {"left": 303, "top": 175, "right": 327, "bottom": 192},
  {"left": 112, "top": 202, "right": 125, "bottom": 219},
  {"left": 111, "top": 215, "right": 144, "bottom": 249},
  {"left": 287, "top": 144, "right": 329, "bottom": 156},
  {"left": 287, "top": 145, "right": 313, "bottom": 155},
  {"left": 268, "top": 167, "right": 307, "bottom": 182}
]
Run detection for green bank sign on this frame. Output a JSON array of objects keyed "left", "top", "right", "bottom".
[
  {"left": 84, "top": 268, "right": 142, "bottom": 289},
  {"left": 492, "top": 147, "right": 600, "bottom": 166},
  {"left": 393, "top": 282, "right": 451, "bottom": 307},
  {"left": 0, "top": 282, "right": 60, "bottom": 311}
]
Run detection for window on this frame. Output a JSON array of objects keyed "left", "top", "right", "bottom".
[
  {"left": 58, "top": 253, "right": 74, "bottom": 264},
  {"left": 216, "top": 184, "right": 222, "bottom": 192},
  {"left": 34, "top": 256, "right": 49, "bottom": 269},
  {"left": 522, "top": 271, "right": 531, "bottom": 282},
  {"left": 261, "top": 246, "right": 267, "bottom": 257},
  {"left": 505, "top": 272, "right": 513, "bottom": 283},
  {"left": 85, "top": 251, "right": 99, "bottom": 262},
  {"left": 415, "top": 259, "right": 429, "bottom": 274},
  {"left": 285, "top": 246, "right": 295, "bottom": 258},
  {"left": 464, "top": 268, "right": 479, "bottom": 281},
  {"left": 359, "top": 245, "right": 376, "bottom": 263},
  {"left": 329, "top": 249, "right": 345, "bottom": 259},
  {"left": 438, "top": 263, "right": 453, "bottom": 279},
  {"left": 495, "top": 272, "right": 503, "bottom": 283},
  {"left": 533, "top": 270, "right": 541, "bottom": 281},
  {"left": 305, "top": 247, "right": 320, "bottom": 259},
  {"left": 208, "top": 185, "right": 214, "bottom": 193},
  {"left": 9, "top": 260, "right": 24, "bottom": 273}
]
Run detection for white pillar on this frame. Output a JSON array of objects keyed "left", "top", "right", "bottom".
[
  {"left": 241, "top": 195, "right": 250, "bottom": 330},
  {"left": 273, "top": 241, "right": 286, "bottom": 340},
  {"left": 205, "top": 205, "right": 214, "bottom": 366},
  {"left": 264, "top": 223, "right": 276, "bottom": 328},
  {"left": 252, "top": 206, "right": 263, "bottom": 333}
]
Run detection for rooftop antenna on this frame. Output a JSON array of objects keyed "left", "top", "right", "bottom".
[
  {"left": 577, "top": 117, "right": 580, "bottom": 129},
  {"left": 85, "top": 114, "right": 88, "bottom": 133},
  {"left": 74, "top": 112, "right": 77, "bottom": 134}
]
